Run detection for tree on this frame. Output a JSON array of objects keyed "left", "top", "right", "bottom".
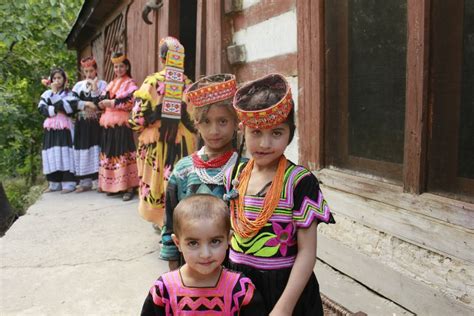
[{"left": 0, "top": 0, "right": 83, "bottom": 184}]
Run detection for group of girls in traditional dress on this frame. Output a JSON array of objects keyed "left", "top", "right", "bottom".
[
  {"left": 137, "top": 36, "right": 335, "bottom": 316},
  {"left": 39, "top": 52, "right": 138, "bottom": 200},
  {"left": 38, "top": 35, "right": 335, "bottom": 315}
]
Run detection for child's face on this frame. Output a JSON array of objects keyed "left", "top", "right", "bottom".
[
  {"left": 51, "top": 73, "right": 65, "bottom": 88},
  {"left": 245, "top": 122, "right": 290, "bottom": 168},
  {"left": 196, "top": 105, "right": 236, "bottom": 153},
  {"left": 113, "top": 62, "right": 128, "bottom": 78},
  {"left": 82, "top": 66, "right": 97, "bottom": 80},
  {"left": 172, "top": 219, "right": 229, "bottom": 278}
]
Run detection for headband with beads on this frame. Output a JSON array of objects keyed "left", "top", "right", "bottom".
[
  {"left": 186, "top": 74, "right": 237, "bottom": 107},
  {"left": 233, "top": 73, "right": 293, "bottom": 129}
]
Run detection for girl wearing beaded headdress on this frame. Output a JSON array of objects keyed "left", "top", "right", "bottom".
[
  {"left": 97, "top": 52, "right": 139, "bottom": 201},
  {"left": 71, "top": 57, "right": 107, "bottom": 192},
  {"left": 130, "top": 36, "right": 196, "bottom": 224},
  {"left": 158, "top": 73, "right": 239, "bottom": 270},
  {"left": 223, "top": 74, "right": 335, "bottom": 315},
  {"left": 38, "top": 67, "right": 77, "bottom": 193}
]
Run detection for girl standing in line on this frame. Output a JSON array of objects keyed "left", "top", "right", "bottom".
[
  {"left": 224, "top": 74, "right": 335, "bottom": 315},
  {"left": 158, "top": 74, "right": 239, "bottom": 270},
  {"left": 130, "top": 36, "right": 196, "bottom": 224},
  {"left": 38, "top": 68, "right": 77, "bottom": 193},
  {"left": 71, "top": 56, "right": 107, "bottom": 192},
  {"left": 98, "top": 52, "right": 139, "bottom": 201}
]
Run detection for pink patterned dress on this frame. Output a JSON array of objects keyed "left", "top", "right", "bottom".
[
  {"left": 141, "top": 268, "right": 264, "bottom": 315},
  {"left": 98, "top": 76, "right": 139, "bottom": 193}
]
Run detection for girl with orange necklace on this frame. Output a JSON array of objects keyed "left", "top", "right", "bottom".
[{"left": 224, "top": 74, "right": 335, "bottom": 315}]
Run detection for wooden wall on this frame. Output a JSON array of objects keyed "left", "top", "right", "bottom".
[
  {"left": 126, "top": 0, "right": 159, "bottom": 84},
  {"left": 229, "top": 0, "right": 297, "bottom": 83}
]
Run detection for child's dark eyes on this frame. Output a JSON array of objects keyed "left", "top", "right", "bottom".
[
  {"left": 219, "top": 119, "right": 228, "bottom": 125},
  {"left": 273, "top": 131, "right": 282, "bottom": 136},
  {"left": 211, "top": 239, "right": 222, "bottom": 245},
  {"left": 251, "top": 129, "right": 261, "bottom": 135},
  {"left": 187, "top": 240, "right": 198, "bottom": 247}
]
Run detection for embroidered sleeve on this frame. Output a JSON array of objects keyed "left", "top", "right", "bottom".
[
  {"left": 292, "top": 171, "right": 335, "bottom": 227},
  {"left": 51, "top": 91, "right": 76, "bottom": 116},
  {"left": 71, "top": 82, "right": 86, "bottom": 111},
  {"left": 38, "top": 90, "right": 54, "bottom": 117},
  {"left": 140, "top": 278, "right": 168, "bottom": 316},
  {"left": 234, "top": 275, "right": 265, "bottom": 316},
  {"left": 111, "top": 79, "right": 137, "bottom": 111},
  {"left": 130, "top": 84, "right": 160, "bottom": 131},
  {"left": 113, "top": 92, "right": 135, "bottom": 110}
]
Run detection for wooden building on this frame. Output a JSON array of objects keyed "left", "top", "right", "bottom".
[{"left": 67, "top": 1, "right": 474, "bottom": 314}]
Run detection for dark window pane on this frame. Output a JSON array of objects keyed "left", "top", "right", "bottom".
[
  {"left": 459, "top": 0, "right": 474, "bottom": 179},
  {"left": 325, "top": 0, "right": 406, "bottom": 182},
  {"left": 348, "top": 0, "right": 407, "bottom": 163}
]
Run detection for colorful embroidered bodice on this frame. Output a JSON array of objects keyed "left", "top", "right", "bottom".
[
  {"left": 225, "top": 161, "right": 334, "bottom": 270},
  {"left": 147, "top": 269, "right": 256, "bottom": 315}
]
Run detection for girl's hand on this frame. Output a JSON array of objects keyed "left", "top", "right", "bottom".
[
  {"left": 50, "top": 81, "right": 60, "bottom": 93},
  {"left": 85, "top": 101, "right": 97, "bottom": 111},
  {"left": 99, "top": 99, "right": 113, "bottom": 109}
]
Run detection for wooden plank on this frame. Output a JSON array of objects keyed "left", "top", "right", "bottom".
[
  {"left": 403, "top": 0, "right": 430, "bottom": 193},
  {"left": 296, "top": 0, "right": 324, "bottom": 170},
  {"left": 233, "top": 0, "right": 296, "bottom": 32},
  {"left": 126, "top": 0, "right": 158, "bottom": 83},
  {"left": 427, "top": 0, "right": 464, "bottom": 197},
  {"left": 323, "top": 0, "right": 349, "bottom": 170},
  {"left": 318, "top": 168, "right": 474, "bottom": 231},
  {"left": 319, "top": 180, "right": 474, "bottom": 263},
  {"left": 205, "top": 0, "right": 223, "bottom": 74},
  {"left": 318, "top": 234, "right": 474, "bottom": 315},
  {"left": 195, "top": 0, "right": 206, "bottom": 78},
  {"left": 234, "top": 52, "right": 297, "bottom": 83}
]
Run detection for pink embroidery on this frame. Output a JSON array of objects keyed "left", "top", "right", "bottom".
[{"left": 265, "top": 222, "right": 297, "bottom": 257}]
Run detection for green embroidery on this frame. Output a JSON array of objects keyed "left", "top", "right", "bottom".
[
  {"left": 234, "top": 231, "right": 273, "bottom": 248},
  {"left": 231, "top": 237, "right": 243, "bottom": 252},
  {"left": 254, "top": 245, "right": 280, "bottom": 257},
  {"left": 246, "top": 234, "right": 276, "bottom": 254}
]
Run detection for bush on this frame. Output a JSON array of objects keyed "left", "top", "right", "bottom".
[{"left": 3, "top": 176, "right": 45, "bottom": 217}]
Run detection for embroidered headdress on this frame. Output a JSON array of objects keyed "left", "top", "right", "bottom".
[
  {"left": 185, "top": 74, "right": 237, "bottom": 107},
  {"left": 159, "top": 36, "right": 186, "bottom": 120},
  {"left": 111, "top": 52, "right": 127, "bottom": 64},
  {"left": 233, "top": 73, "right": 293, "bottom": 129},
  {"left": 80, "top": 56, "right": 97, "bottom": 68}
]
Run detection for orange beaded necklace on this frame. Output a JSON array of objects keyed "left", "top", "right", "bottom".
[{"left": 230, "top": 156, "right": 287, "bottom": 238}]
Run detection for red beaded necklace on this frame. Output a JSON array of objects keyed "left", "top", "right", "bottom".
[{"left": 192, "top": 150, "right": 235, "bottom": 169}]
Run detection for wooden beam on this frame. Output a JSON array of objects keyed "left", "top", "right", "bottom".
[
  {"left": 234, "top": 52, "right": 297, "bottom": 83},
  {"left": 195, "top": 0, "right": 206, "bottom": 79},
  {"left": 296, "top": 0, "right": 324, "bottom": 170},
  {"left": 233, "top": 0, "right": 295, "bottom": 32},
  {"left": 205, "top": 0, "right": 222, "bottom": 74},
  {"left": 403, "top": 0, "right": 431, "bottom": 194}
]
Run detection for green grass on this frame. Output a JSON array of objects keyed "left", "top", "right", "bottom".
[{"left": 3, "top": 177, "right": 45, "bottom": 217}]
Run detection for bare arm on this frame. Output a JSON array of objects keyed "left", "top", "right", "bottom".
[{"left": 270, "top": 221, "right": 318, "bottom": 315}]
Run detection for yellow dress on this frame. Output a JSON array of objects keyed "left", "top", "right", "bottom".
[{"left": 130, "top": 70, "right": 195, "bottom": 225}]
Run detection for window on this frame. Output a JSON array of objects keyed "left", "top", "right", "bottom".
[
  {"left": 297, "top": 0, "right": 473, "bottom": 203},
  {"left": 324, "top": 0, "right": 407, "bottom": 183}
]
